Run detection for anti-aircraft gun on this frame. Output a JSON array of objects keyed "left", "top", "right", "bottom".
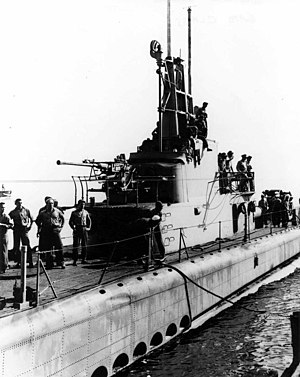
[{"left": 57, "top": 156, "right": 136, "bottom": 205}]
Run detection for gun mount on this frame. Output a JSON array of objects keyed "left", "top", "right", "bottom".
[{"left": 57, "top": 156, "right": 177, "bottom": 207}]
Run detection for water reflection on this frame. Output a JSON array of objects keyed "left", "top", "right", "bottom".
[{"left": 121, "top": 268, "right": 300, "bottom": 376}]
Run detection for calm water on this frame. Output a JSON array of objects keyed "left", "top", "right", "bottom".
[{"left": 121, "top": 262, "right": 300, "bottom": 377}]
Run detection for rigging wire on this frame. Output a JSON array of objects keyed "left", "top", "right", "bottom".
[{"left": 160, "top": 262, "right": 267, "bottom": 315}]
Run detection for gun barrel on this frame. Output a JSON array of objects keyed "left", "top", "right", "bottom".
[{"left": 56, "top": 160, "right": 101, "bottom": 168}]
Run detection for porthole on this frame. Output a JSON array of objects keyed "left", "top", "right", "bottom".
[
  {"left": 133, "top": 342, "right": 147, "bottom": 357},
  {"left": 166, "top": 323, "right": 177, "bottom": 337},
  {"left": 117, "top": 283, "right": 124, "bottom": 287},
  {"left": 99, "top": 289, "right": 106, "bottom": 294},
  {"left": 180, "top": 315, "right": 191, "bottom": 330},
  {"left": 91, "top": 366, "right": 108, "bottom": 377},
  {"left": 113, "top": 353, "right": 129, "bottom": 371},
  {"left": 150, "top": 332, "right": 163, "bottom": 347}
]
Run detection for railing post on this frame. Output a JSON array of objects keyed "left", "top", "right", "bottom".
[
  {"left": 35, "top": 252, "right": 41, "bottom": 306},
  {"left": 106, "top": 179, "right": 110, "bottom": 206},
  {"left": 179, "top": 228, "right": 182, "bottom": 262},
  {"left": 218, "top": 221, "right": 222, "bottom": 251},
  {"left": 243, "top": 208, "right": 248, "bottom": 242},
  {"left": 20, "top": 246, "right": 27, "bottom": 304},
  {"left": 98, "top": 242, "right": 118, "bottom": 285},
  {"left": 145, "top": 230, "right": 152, "bottom": 271},
  {"left": 270, "top": 217, "right": 273, "bottom": 235},
  {"left": 136, "top": 181, "right": 139, "bottom": 207},
  {"left": 178, "top": 228, "right": 189, "bottom": 261},
  {"left": 14, "top": 246, "right": 30, "bottom": 309}
]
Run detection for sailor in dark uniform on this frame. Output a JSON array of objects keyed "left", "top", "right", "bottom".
[
  {"left": 195, "top": 102, "right": 208, "bottom": 138},
  {"left": 149, "top": 201, "right": 165, "bottom": 260},
  {"left": 236, "top": 154, "right": 248, "bottom": 191}
]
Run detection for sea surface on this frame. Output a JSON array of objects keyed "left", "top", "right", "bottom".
[{"left": 120, "top": 260, "right": 300, "bottom": 377}]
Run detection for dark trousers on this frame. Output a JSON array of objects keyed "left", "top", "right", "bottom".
[
  {"left": 39, "top": 230, "right": 64, "bottom": 267},
  {"left": 193, "top": 149, "right": 201, "bottom": 167},
  {"left": 72, "top": 229, "right": 88, "bottom": 262},
  {"left": 13, "top": 228, "right": 33, "bottom": 265},
  {"left": 152, "top": 226, "right": 165, "bottom": 260},
  {"left": 0, "top": 233, "right": 8, "bottom": 272}
]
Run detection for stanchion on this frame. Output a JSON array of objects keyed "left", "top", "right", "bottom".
[
  {"left": 35, "top": 252, "right": 41, "bottom": 306},
  {"left": 243, "top": 210, "right": 248, "bottom": 242},
  {"left": 14, "top": 246, "right": 30, "bottom": 309},
  {"left": 178, "top": 228, "right": 189, "bottom": 262},
  {"left": 218, "top": 221, "right": 222, "bottom": 251}
]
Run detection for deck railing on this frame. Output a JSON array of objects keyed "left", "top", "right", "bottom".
[{"left": 9, "top": 206, "right": 298, "bottom": 309}]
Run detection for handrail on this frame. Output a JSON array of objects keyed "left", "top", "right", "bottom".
[{"left": 27, "top": 212, "right": 299, "bottom": 308}]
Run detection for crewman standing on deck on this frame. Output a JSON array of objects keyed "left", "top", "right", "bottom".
[
  {"left": 149, "top": 201, "right": 165, "bottom": 260},
  {"left": 236, "top": 154, "right": 248, "bottom": 191},
  {"left": 0, "top": 202, "right": 13, "bottom": 274},
  {"left": 36, "top": 197, "right": 65, "bottom": 269},
  {"left": 9, "top": 199, "right": 34, "bottom": 268},
  {"left": 69, "top": 200, "right": 91, "bottom": 266},
  {"left": 258, "top": 194, "right": 268, "bottom": 227}
]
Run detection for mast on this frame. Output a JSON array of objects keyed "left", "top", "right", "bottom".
[
  {"left": 167, "top": 0, "right": 171, "bottom": 56},
  {"left": 188, "top": 7, "right": 192, "bottom": 95}
]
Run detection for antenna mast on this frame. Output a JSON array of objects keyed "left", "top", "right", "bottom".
[
  {"left": 188, "top": 7, "right": 192, "bottom": 95},
  {"left": 167, "top": 0, "right": 171, "bottom": 56}
]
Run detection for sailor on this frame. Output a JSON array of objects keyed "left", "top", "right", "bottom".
[
  {"left": 69, "top": 200, "right": 92, "bottom": 266},
  {"left": 225, "top": 151, "right": 234, "bottom": 191},
  {"left": 38, "top": 196, "right": 52, "bottom": 214},
  {"left": 236, "top": 154, "right": 247, "bottom": 173},
  {"left": 218, "top": 152, "right": 227, "bottom": 193},
  {"left": 271, "top": 192, "right": 282, "bottom": 227},
  {"left": 149, "top": 201, "right": 165, "bottom": 260},
  {"left": 246, "top": 155, "right": 254, "bottom": 191},
  {"left": 281, "top": 195, "right": 290, "bottom": 228},
  {"left": 236, "top": 154, "right": 248, "bottom": 191},
  {"left": 9, "top": 199, "right": 34, "bottom": 268},
  {"left": 36, "top": 197, "right": 65, "bottom": 269},
  {"left": 195, "top": 102, "right": 208, "bottom": 138},
  {"left": 258, "top": 194, "right": 268, "bottom": 227},
  {"left": 225, "top": 151, "right": 234, "bottom": 173},
  {"left": 174, "top": 57, "right": 183, "bottom": 90},
  {"left": 190, "top": 127, "right": 201, "bottom": 167},
  {"left": 0, "top": 202, "right": 13, "bottom": 274}
]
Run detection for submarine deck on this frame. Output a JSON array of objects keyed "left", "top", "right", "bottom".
[{"left": 0, "top": 225, "right": 297, "bottom": 319}]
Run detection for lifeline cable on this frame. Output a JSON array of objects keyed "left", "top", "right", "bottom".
[{"left": 160, "top": 262, "right": 267, "bottom": 315}]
